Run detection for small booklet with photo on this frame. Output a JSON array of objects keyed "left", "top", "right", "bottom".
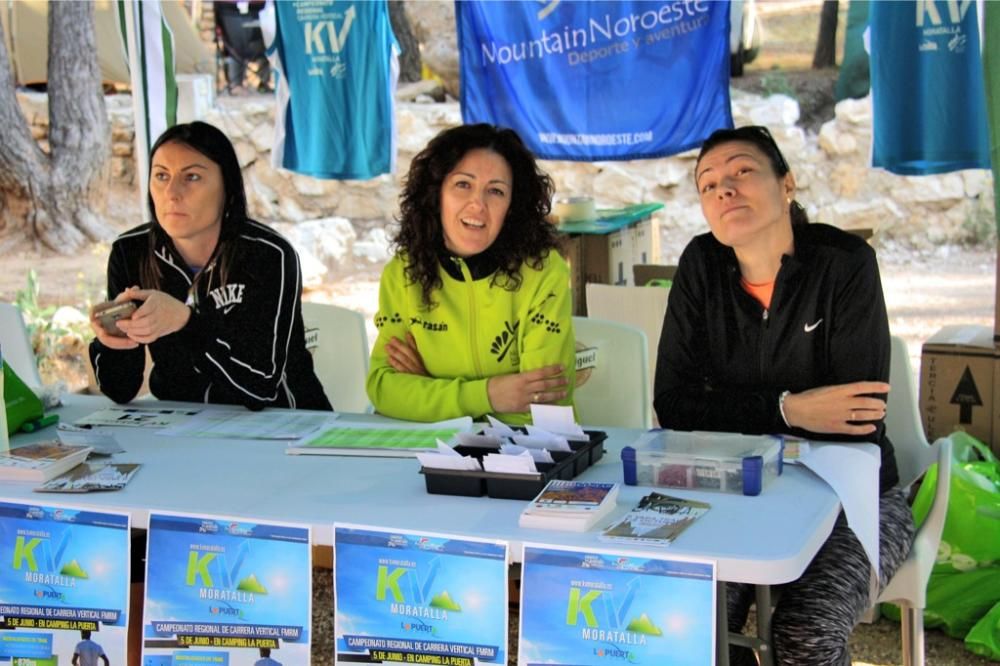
[
  {"left": 35, "top": 462, "right": 141, "bottom": 493},
  {"left": 600, "top": 492, "right": 710, "bottom": 547},
  {"left": 519, "top": 480, "right": 619, "bottom": 532},
  {"left": 0, "top": 441, "right": 93, "bottom": 482}
]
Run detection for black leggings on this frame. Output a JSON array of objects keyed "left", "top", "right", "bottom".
[{"left": 728, "top": 487, "right": 915, "bottom": 665}]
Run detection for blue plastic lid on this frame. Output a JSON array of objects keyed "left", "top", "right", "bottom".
[
  {"left": 621, "top": 446, "right": 637, "bottom": 486},
  {"left": 742, "top": 455, "right": 764, "bottom": 496}
]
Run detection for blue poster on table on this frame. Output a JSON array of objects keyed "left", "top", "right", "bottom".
[
  {"left": 141, "top": 513, "right": 311, "bottom": 666},
  {"left": 519, "top": 544, "right": 715, "bottom": 666},
  {"left": 0, "top": 500, "right": 129, "bottom": 665},
  {"left": 334, "top": 524, "right": 508, "bottom": 665},
  {"left": 457, "top": 0, "right": 732, "bottom": 161},
  {"left": 869, "top": 0, "right": 992, "bottom": 174}
]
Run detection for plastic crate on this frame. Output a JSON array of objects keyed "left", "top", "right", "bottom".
[
  {"left": 621, "top": 430, "right": 783, "bottom": 496},
  {"left": 421, "top": 430, "right": 607, "bottom": 500}
]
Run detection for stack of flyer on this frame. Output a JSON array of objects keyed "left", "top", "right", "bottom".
[
  {"left": 600, "top": 491, "right": 710, "bottom": 547},
  {"left": 518, "top": 480, "right": 619, "bottom": 532},
  {"left": 0, "top": 441, "right": 92, "bottom": 482}
]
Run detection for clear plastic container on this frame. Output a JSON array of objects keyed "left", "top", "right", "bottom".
[{"left": 621, "top": 431, "right": 784, "bottom": 496}]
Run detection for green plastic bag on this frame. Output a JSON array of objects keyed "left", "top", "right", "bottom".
[
  {"left": 911, "top": 432, "right": 1000, "bottom": 574},
  {"left": 3, "top": 360, "right": 43, "bottom": 435},
  {"left": 881, "top": 567, "right": 1000, "bottom": 637},
  {"left": 966, "top": 598, "right": 1000, "bottom": 660}
]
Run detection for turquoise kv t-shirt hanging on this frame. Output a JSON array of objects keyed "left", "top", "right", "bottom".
[
  {"left": 869, "top": 1, "right": 992, "bottom": 175},
  {"left": 265, "top": 1, "right": 399, "bottom": 179}
]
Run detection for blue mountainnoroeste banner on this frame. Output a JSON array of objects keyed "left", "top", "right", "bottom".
[
  {"left": 457, "top": 0, "right": 733, "bottom": 161},
  {"left": 869, "top": 0, "right": 992, "bottom": 175}
]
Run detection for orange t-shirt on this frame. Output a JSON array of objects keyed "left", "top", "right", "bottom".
[{"left": 741, "top": 277, "right": 775, "bottom": 310}]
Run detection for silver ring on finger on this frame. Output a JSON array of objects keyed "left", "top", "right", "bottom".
[{"left": 533, "top": 392, "right": 540, "bottom": 403}]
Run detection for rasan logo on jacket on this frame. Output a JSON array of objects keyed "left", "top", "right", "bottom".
[{"left": 208, "top": 284, "right": 246, "bottom": 313}]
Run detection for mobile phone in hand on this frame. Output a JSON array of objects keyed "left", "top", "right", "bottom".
[{"left": 93, "top": 300, "right": 137, "bottom": 337}]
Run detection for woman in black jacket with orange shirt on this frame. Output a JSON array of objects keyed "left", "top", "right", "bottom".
[{"left": 654, "top": 126, "right": 914, "bottom": 665}]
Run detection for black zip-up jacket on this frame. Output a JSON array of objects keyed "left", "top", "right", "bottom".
[
  {"left": 654, "top": 223, "right": 899, "bottom": 492},
  {"left": 89, "top": 221, "right": 331, "bottom": 411}
]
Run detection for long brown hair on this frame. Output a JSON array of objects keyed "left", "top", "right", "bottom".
[{"left": 141, "top": 122, "right": 248, "bottom": 292}]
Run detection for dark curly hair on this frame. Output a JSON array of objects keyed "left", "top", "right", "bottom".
[{"left": 394, "top": 123, "right": 559, "bottom": 307}]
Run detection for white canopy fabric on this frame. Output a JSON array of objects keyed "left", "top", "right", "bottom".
[{"left": 1, "top": 0, "right": 210, "bottom": 85}]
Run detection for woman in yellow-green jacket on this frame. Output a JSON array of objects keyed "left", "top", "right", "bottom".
[{"left": 366, "top": 124, "right": 575, "bottom": 425}]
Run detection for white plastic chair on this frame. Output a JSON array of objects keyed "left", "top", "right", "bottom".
[
  {"left": 875, "top": 334, "right": 954, "bottom": 666},
  {"left": 572, "top": 316, "right": 651, "bottom": 429},
  {"left": 0, "top": 302, "right": 42, "bottom": 388},
  {"left": 301, "top": 302, "right": 371, "bottom": 413}
]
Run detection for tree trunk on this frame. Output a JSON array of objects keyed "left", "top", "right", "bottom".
[
  {"left": 389, "top": 0, "right": 422, "bottom": 83},
  {"left": 0, "top": 2, "right": 112, "bottom": 253},
  {"left": 812, "top": 0, "right": 840, "bottom": 69}
]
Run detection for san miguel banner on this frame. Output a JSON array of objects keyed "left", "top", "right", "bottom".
[{"left": 457, "top": 1, "right": 733, "bottom": 161}]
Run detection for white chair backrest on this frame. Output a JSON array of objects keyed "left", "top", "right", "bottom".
[
  {"left": 572, "top": 316, "right": 652, "bottom": 429},
  {"left": 301, "top": 302, "right": 370, "bottom": 413},
  {"left": 877, "top": 435, "right": 952, "bottom": 609},
  {"left": 584, "top": 283, "right": 668, "bottom": 399},
  {"left": 0, "top": 303, "right": 42, "bottom": 388},
  {"left": 887, "top": 334, "right": 932, "bottom": 488}
]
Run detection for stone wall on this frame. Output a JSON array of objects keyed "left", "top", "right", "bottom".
[{"left": 15, "top": 87, "right": 995, "bottom": 286}]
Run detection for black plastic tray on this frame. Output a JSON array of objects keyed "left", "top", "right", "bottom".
[{"left": 420, "top": 429, "right": 608, "bottom": 500}]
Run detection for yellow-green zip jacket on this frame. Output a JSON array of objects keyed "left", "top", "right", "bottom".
[{"left": 367, "top": 252, "right": 576, "bottom": 424}]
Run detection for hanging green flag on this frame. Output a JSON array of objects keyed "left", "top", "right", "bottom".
[{"left": 115, "top": 0, "right": 177, "bottom": 216}]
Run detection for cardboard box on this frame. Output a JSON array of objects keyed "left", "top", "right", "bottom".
[
  {"left": 561, "top": 234, "right": 610, "bottom": 316},
  {"left": 633, "top": 264, "right": 678, "bottom": 287},
  {"left": 995, "top": 239, "right": 1000, "bottom": 342},
  {"left": 559, "top": 205, "right": 663, "bottom": 315},
  {"left": 920, "top": 325, "right": 1000, "bottom": 453}
]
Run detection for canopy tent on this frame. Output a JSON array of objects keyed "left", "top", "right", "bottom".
[{"left": 0, "top": 0, "right": 210, "bottom": 86}]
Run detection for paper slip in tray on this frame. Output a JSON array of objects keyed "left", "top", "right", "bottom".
[{"left": 420, "top": 429, "right": 607, "bottom": 500}]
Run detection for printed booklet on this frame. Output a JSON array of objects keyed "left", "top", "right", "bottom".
[
  {"left": 0, "top": 440, "right": 92, "bottom": 482},
  {"left": 600, "top": 492, "right": 710, "bottom": 547},
  {"left": 519, "top": 480, "right": 619, "bottom": 532}
]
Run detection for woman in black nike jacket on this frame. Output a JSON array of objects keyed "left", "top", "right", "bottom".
[
  {"left": 654, "top": 125, "right": 914, "bottom": 665},
  {"left": 88, "top": 122, "right": 330, "bottom": 411}
]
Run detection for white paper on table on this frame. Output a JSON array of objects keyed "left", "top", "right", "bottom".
[
  {"left": 482, "top": 451, "right": 537, "bottom": 473},
  {"left": 454, "top": 432, "right": 504, "bottom": 448},
  {"left": 484, "top": 415, "right": 517, "bottom": 437},
  {"left": 501, "top": 443, "right": 555, "bottom": 463},
  {"left": 57, "top": 424, "right": 125, "bottom": 455},
  {"left": 798, "top": 442, "right": 881, "bottom": 576},
  {"left": 417, "top": 441, "right": 482, "bottom": 471},
  {"left": 157, "top": 409, "right": 337, "bottom": 440},
  {"left": 530, "top": 404, "right": 588, "bottom": 440},
  {"left": 74, "top": 406, "right": 203, "bottom": 429},
  {"left": 513, "top": 432, "right": 571, "bottom": 452}
]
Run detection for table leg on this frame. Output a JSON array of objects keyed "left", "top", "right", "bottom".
[
  {"left": 717, "top": 580, "right": 730, "bottom": 666},
  {"left": 755, "top": 584, "right": 775, "bottom": 666}
]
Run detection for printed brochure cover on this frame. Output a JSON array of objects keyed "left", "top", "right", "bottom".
[
  {"left": 0, "top": 500, "right": 130, "bottom": 664},
  {"left": 519, "top": 545, "right": 715, "bottom": 666},
  {"left": 141, "top": 513, "right": 311, "bottom": 666},
  {"left": 335, "top": 525, "right": 508, "bottom": 665}
]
